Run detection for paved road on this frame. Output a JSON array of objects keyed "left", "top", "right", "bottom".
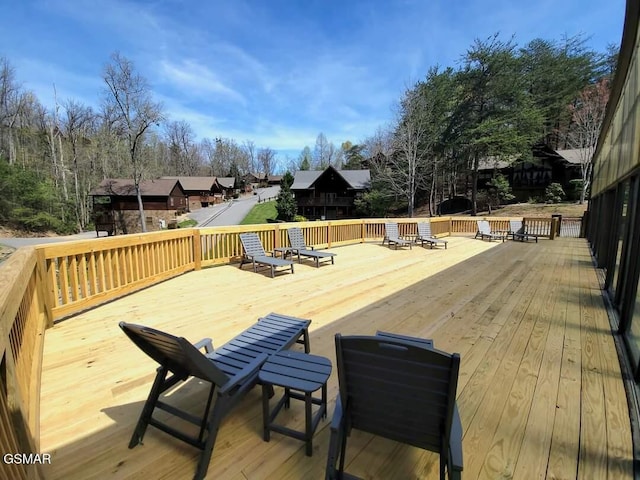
[
  {"left": 194, "top": 186, "right": 280, "bottom": 227},
  {"left": 0, "top": 231, "right": 98, "bottom": 249},
  {"left": 0, "top": 186, "right": 281, "bottom": 249}
]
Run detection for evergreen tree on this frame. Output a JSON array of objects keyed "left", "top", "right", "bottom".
[{"left": 276, "top": 171, "right": 296, "bottom": 221}]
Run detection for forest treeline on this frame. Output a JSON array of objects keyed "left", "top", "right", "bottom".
[{"left": 0, "top": 33, "right": 617, "bottom": 233}]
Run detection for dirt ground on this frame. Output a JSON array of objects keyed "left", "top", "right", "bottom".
[{"left": 481, "top": 202, "right": 588, "bottom": 218}]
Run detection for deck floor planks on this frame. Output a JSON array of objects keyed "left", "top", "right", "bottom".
[
  {"left": 37, "top": 237, "right": 635, "bottom": 480},
  {"left": 512, "top": 244, "right": 571, "bottom": 478},
  {"left": 462, "top": 243, "right": 561, "bottom": 479},
  {"left": 583, "top": 251, "right": 633, "bottom": 478},
  {"left": 546, "top": 246, "right": 583, "bottom": 479}
]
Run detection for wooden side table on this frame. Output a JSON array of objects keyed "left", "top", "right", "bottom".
[{"left": 259, "top": 351, "right": 332, "bottom": 456}]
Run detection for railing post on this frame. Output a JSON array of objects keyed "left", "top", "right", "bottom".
[
  {"left": 274, "top": 224, "right": 281, "bottom": 249},
  {"left": 361, "top": 220, "right": 366, "bottom": 243},
  {"left": 550, "top": 218, "right": 558, "bottom": 240},
  {"left": 192, "top": 229, "right": 202, "bottom": 271},
  {"left": 327, "top": 222, "right": 332, "bottom": 248},
  {"left": 36, "top": 249, "right": 54, "bottom": 328}
]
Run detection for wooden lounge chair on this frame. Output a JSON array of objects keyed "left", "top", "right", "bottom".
[
  {"left": 286, "top": 227, "right": 337, "bottom": 267},
  {"left": 326, "top": 333, "right": 463, "bottom": 480},
  {"left": 474, "top": 220, "right": 505, "bottom": 242},
  {"left": 508, "top": 220, "right": 539, "bottom": 243},
  {"left": 120, "top": 312, "right": 310, "bottom": 480},
  {"left": 416, "top": 221, "right": 448, "bottom": 249},
  {"left": 383, "top": 222, "right": 412, "bottom": 249},
  {"left": 239, "top": 232, "right": 294, "bottom": 277}
]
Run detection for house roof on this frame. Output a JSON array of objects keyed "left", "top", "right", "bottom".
[
  {"left": 291, "top": 166, "right": 371, "bottom": 190},
  {"left": 161, "top": 176, "right": 217, "bottom": 191},
  {"left": 477, "top": 156, "right": 515, "bottom": 171},
  {"left": 216, "top": 177, "right": 235, "bottom": 188},
  {"left": 89, "top": 178, "right": 183, "bottom": 197},
  {"left": 555, "top": 148, "right": 592, "bottom": 164}
]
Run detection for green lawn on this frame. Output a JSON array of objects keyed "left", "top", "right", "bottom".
[{"left": 240, "top": 201, "right": 278, "bottom": 225}]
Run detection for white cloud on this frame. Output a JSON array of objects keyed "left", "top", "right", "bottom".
[{"left": 159, "top": 59, "right": 247, "bottom": 105}]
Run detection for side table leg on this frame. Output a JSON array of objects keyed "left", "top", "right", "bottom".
[
  {"left": 262, "top": 383, "right": 270, "bottom": 441},
  {"left": 305, "top": 391, "right": 312, "bottom": 456},
  {"left": 284, "top": 387, "right": 291, "bottom": 408},
  {"left": 322, "top": 383, "right": 327, "bottom": 419}
]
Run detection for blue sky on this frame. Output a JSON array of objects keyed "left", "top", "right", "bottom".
[{"left": 1, "top": 0, "right": 626, "bottom": 165}]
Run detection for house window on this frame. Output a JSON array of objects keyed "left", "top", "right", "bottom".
[{"left": 170, "top": 197, "right": 174, "bottom": 207}]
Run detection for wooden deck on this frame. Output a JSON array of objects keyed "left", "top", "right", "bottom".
[{"left": 38, "top": 236, "right": 633, "bottom": 479}]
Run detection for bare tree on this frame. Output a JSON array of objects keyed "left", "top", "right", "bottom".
[
  {"left": 258, "top": 147, "right": 276, "bottom": 179},
  {"left": 372, "top": 89, "right": 430, "bottom": 217},
  {"left": 314, "top": 132, "right": 336, "bottom": 170},
  {"left": 0, "top": 58, "right": 28, "bottom": 165},
  {"left": 62, "top": 99, "right": 94, "bottom": 228},
  {"left": 165, "top": 120, "right": 200, "bottom": 175},
  {"left": 102, "top": 52, "right": 164, "bottom": 232},
  {"left": 243, "top": 140, "right": 258, "bottom": 174},
  {"left": 565, "top": 78, "right": 610, "bottom": 203}
]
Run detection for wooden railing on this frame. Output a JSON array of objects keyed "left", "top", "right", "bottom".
[
  {"left": 0, "top": 214, "right": 576, "bottom": 478},
  {"left": 0, "top": 248, "right": 46, "bottom": 480}
]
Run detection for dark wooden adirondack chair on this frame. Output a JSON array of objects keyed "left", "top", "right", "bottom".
[
  {"left": 239, "top": 232, "right": 294, "bottom": 277},
  {"left": 287, "top": 227, "right": 336, "bottom": 267},
  {"left": 326, "top": 334, "right": 463, "bottom": 480},
  {"left": 120, "top": 313, "right": 310, "bottom": 480}
]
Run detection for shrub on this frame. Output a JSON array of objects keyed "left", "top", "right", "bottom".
[
  {"left": 293, "top": 215, "right": 307, "bottom": 222},
  {"left": 545, "top": 183, "right": 565, "bottom": 204}
]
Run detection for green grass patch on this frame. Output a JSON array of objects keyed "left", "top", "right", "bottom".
[
  {"left": 241, "top": 201, "right": 277, "bottom": 225},
  {"left": 178, "top": 218, "right": 198, "bottom": 228}
]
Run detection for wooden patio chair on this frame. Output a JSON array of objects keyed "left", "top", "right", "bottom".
[
  {"left": 120, "top": 312, "right": 311, "bottom": 480},
  {"left": 326, "top": 334, "right": 463, "bottom": 480},
  {"left": 286, "top": 227, "right": 337, "bottom": 267},
  {"left": 416, "top": 221, "right": 448, "bottom": 249},
  {"left": 474, "top": 220, "right": 505, "bottom": 242},
  {"left": 508, "top": 220, "right": 539, "bottom": 243},
  {"left": 239, "top": 232, "right": 294, "bottom": 277},
  {"left": 383, "top": 222, "right": 413, "bottom": 249}
]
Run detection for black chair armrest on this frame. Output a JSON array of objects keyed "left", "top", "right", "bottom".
[
  {"left": 194, "top": 337, "right": 214, "bottom": 354},
  {"left": 330, "top": 396, "right": 345, "bottom": 431},
  {"left": 449, "top": 404, "right": 464, "bottom": 476}
]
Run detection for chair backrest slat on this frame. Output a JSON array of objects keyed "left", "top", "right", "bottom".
[
  {"left": 385, "top": 223, "right": 400, "bottom": 239},
  {"left": 287, "top": 227, "right": 307, "bottom": 249},
  {"left": 120, "top": 323, "right": 230, "bottom": 386},
  {"left": 417, "top": 222, "right": 433, "bottom": 238},
  {"left": 335, "top": 335, "right": 459, "bottom": 453},
  {"left": 509, "top": 220, "right": 524, "bottom": 234},
  {"left": 240, "top": 233, "right": 267, "bottom": 257},
  {"left": 477, "top": 220, "right": 492, "bottom": 234}
]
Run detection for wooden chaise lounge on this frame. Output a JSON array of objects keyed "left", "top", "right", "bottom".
[
  {"left": 239, "top": 232, "right": 294, "bottom": 277},
  {"left": 286, "top": 227, "right": 337, "bottom": 267},
  {"left": 416, "top": 221, "right": 448, "bottom": 249},
  {"left": 120, "top": 312, "right": 311, "bottom": 480}
]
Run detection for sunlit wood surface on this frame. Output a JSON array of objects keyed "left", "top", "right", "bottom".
[{"left": 39, "top": 236, "right": 633, "bottom": 479}]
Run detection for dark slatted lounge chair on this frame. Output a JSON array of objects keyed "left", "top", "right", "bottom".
[
  {"left": 120, "top": 312, "right": 310, "bottom": 480},
  {"left": 286, "top": 227, "right": 336, "bottom": 267},
  {"left": 239, "top": 232, "right": 294, "bottom": 277},
  {"left": 416, "top": 221, "right": 448, "bottom": 249},
  {"left": 508, "top": 220, "right": 539, "bottom": 243},
  {"left": 474, "top": 220, "right": 505, "bottom": 242},
  {"left": 383, "top": 222, "right": 412, "bottom": 249},
  {"left": 326, "top": 333, "right": 463, "bottom": 480}
]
